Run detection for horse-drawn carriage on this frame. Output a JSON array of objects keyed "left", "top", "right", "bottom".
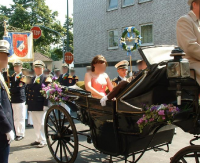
[{"left": 44, "top": 45, "right": 200, "bottom": 163}]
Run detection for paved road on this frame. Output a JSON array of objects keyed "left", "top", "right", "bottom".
[{"left": 9, "top": 117, "right": 196, "bottom": 163}]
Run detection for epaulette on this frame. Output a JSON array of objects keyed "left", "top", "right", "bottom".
[
  {"left": 20, "top": 76, "right": 26, "bottom": 83},
  {"left": 68, "top": 75, "right": 72, "bottom": 78},
  {"left": 75, "top": 76, "right": 79, "bottom": 79},
  {"left": 45, "top": 77, "right": 52, "bottom": 83},
  {"left": 112, "top": 77, "right": 118, "bottom": 82},
  {"left": 112, "top": 81, "right": 117, "bottom": 87}
]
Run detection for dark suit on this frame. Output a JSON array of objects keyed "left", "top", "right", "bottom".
[
  {"left": 27, "top": 74, "right": 49, "bottom": 111},
  {"left": 10, "top": 73, "right": 26, "bottom": 103},
  {"left": 112, "top": 76, "right": 122, "bottom": 85},
  {"left": 0, "top": 80, "right": 14, "bottom": 140},
  {"left": 0, "top": 78, "right": 15, "bottom": 163},
  {"left": 58, "top": 73, "right": 69, "bottom": 86},
  {"left": 72, "top": 75, "right": 78, "bottom": 85}
]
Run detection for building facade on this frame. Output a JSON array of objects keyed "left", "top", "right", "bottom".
[{"left": 73, "top": 0, "right": 189, "bottom": 80}]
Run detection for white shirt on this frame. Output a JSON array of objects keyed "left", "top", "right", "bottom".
[
  {"left": 15, "top": 72, "right": 22, "bottom": 81},
  {"left": 119, "top": 76, "right": 127, "bottom": 81},
  {"left": 34, "top": 74, "right": 42, "bottom": 83}
]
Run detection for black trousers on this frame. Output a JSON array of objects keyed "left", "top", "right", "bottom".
[{"left": 0, "top": 140, "right": 10, "bottom": 163}]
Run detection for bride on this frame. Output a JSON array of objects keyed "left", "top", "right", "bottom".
[{"left": 84, "top": 55, "right": 113, "bottom": 99}]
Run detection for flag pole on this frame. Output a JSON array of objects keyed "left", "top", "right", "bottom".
[
  {"left": 3, "top": 21, "right": 8, "bottom": 37},
  {"left": 129, "top": 55, "right": 133, "bottom": 77}
]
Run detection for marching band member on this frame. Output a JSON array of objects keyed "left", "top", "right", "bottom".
[
  {"left": 176, "top": 0, "right": 200, "bottom": 85},
  {"left": 10, "top": 60, "right": 26, "bottom": 141},
  {"left": 0, "top": 40, "right": 15, "bottom": 163},
  {"left": 27, "top": 60, "right": 52, "bottom": 148},
  {"left": 112, "top": 60, "right": 129, "bottom": 87},
  {"left": 59, "top": 63, "right": 70, "bottom": 86}
]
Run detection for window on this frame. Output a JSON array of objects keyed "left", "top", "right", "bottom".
[
  {"left": 140, "top": 24, "right": 153, "bottom": 45},
  {"left": 108, "top": 30, "right": 118, "bottom": 49},
  {"left": 108, "top": 0, "right": 118, "bottom": 10},
  {"left": 122, "top": 0, "right": 134, "bottom": 7},
  {"left": 138, "top": 0, "right": 152, "bottom": 3}
]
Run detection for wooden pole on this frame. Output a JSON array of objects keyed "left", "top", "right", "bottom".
[{"left": 3, "top": 21, "right": 7, "bottom": 37}]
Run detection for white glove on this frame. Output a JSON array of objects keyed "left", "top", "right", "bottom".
[
  {"left": 100, "top": 96, "right": 108, "bottom": 106},
  {"left": 43, "top": 106, "right": 49, "bottom": 111},
  {"left": 6, "top": 130, "right": 15, "bottom": 144}
]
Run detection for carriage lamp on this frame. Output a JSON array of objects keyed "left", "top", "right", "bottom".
[{"left": 167, "top": 47, "right": 190, "bottom": 78}]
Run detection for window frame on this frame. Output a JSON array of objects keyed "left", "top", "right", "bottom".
[
  {"left": 122, "top": 0, "right": 135, "bottom": 8},
  {"left": 140, "top": 23, "right": 154, "bottom": 46},
  {"left": 107, "top": 29, "right": 119, "bottom": 50},
  {"left": 138, "top": 0, "right": 152, "bottom": 4},
  {"left": 107, "top": 0, "right": 118, "bottom": 11}
]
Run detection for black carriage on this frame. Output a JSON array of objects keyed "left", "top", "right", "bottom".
[{"left": 44, "top": 45, "right": 200, "bottom": 163}]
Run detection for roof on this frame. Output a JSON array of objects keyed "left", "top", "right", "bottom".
[{"left": 34, "top": 52, "right": 53, "bottom": 62}]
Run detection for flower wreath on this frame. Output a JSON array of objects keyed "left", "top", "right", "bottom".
[{"left": 120, "top": 27, "right": 142, "bottom": 55}]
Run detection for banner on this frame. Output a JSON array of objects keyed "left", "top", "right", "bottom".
[{"left": 3, "top": 32, "right": 34, "bottom": 62}]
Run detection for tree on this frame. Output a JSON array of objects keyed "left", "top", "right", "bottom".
[{"left": 0, "top": 0, "right": 66, "bottom": 56}]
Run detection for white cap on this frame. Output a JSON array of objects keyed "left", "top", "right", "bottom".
[
  {"left": 115, "top": 60, "right": 129, "bottom": 69},
  {"left": 33, "top": 60, "right": 45, "bottom": 68}
]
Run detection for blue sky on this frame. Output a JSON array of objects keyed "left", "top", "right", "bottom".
[{"left": 0, "top": 0, "right": 73, "bottom": 25}]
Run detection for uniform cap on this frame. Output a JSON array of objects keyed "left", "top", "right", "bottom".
[
  {"left": 115, "top": 60, "right": 129, "bottom": 69},
  {"left": 33, "top": 60, "right": 45, "bottom": 68}
]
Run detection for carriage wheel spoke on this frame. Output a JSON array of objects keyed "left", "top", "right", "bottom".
[
  {"left": 55, "top": 141, "right": 60, "bottom": 157},
  {"left": 61, "top": 140, "right": 69, "bottom": 161},
  {"left": 194, "top": 152, "right": 200, "bottom": 163},
  {"left": 180, "top": 157, "right": 187, "bottom": 163},
  {"left": 50, "top": 140, "right": 57, "bottom": 147},
  {"left": 52, "top": 110, "right": 59, "bottom": 130},
  {"left": 62, "top": 140, "right": 73, "bottom": 157},
  {"left": 63, "top": 135, "right": 74, "bottom": 138},
  {"left": 58, "top": 110, "right": 62, "bottom": 130},
  {"left": 47, "top": 123, "right": 57, "bottom": 133},
  {"left": 62, "top": 124, "right": 71, "bottom": 134},
  {"left": 49, "top": 115, "right": 58, "bottom": 131},
  {"left": 67, "top": 141, "right": 75, "bottom": 148},
  {"left": 59, "top": 140, "right": 62, "bottom": 161},
  {"left": 61, "top": 115, "right": 66, "bottom": 129}
]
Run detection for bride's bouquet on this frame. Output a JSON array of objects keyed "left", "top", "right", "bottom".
[{"left": 40, "top": 82, "right": 69, "bottom": 104}]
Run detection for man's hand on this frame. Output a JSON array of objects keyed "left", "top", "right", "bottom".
[
  {"left": 43, "top": 106, "right": 49, "bottom": 111},
  {"left": 6, "top": 130, "right": 15, "bottom": 144},
  {"left": 100, "top": 96, "right": 108, "bottom": 106}
]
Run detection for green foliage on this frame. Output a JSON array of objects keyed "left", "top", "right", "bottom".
[{"left": 0, "top": 0, "right": 74, "bottom": 60}]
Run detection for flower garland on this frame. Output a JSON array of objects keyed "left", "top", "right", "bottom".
[
  {"left": 120, "top": 27, "right": 142, "bottom": 55},
  {"left": 40, "top": 82, "right": 69, "bottom": 104},
  {"left": 137, "top": 104, "right": 180, "bottom": 133}
]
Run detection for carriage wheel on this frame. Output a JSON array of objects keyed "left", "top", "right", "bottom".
[
  {"left": 44, "top": 105, "right": 78, "bottom": 163},
  {"left": 170, "top": 145, "right": 200, "bottom": 163}
]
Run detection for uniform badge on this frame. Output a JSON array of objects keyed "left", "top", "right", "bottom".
[
  {"left": 19, "top": 82, "right": 23, "bottom": 87},
  {"left": 69, "top": 79, "right": 72, "bottom": 83}
]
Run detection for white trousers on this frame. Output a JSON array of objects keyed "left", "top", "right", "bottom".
[
  {"left": 25, "top": 105, "right": 33, "bottom": 125},
  {"left": 12, "top": 102, "right": 26, "bottom": 137},
  {"left": 31, "top": 111, "right": 47, "bottom": 144}
]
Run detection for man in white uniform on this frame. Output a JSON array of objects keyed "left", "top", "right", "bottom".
[
  {"left": 27, "top": 60, "right": 52, "bottom": 148},
  {"left": 10, "top": 60, "right": 26, "bottom": 141}
]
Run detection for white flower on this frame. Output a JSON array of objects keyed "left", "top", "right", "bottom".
[{"left": 127, "top": 27, "right": 132, "bottom": 33}]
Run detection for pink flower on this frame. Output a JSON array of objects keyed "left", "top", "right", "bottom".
[
  {"left": 162, "top": 116, "right": 166, "bottom": 120},
  {"left": 149, "top": 118, "right": 154, "bottom": 122},
  {"left": 158, "top": 110, "right": 165, "bottom": 116}
]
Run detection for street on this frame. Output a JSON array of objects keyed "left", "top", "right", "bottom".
[{"left": 9, "top": 115, "right": 197, "bottom": 163}]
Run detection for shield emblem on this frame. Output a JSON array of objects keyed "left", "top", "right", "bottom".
[{"left": 13, "top": 34, "right": 28, "bottom": 57}]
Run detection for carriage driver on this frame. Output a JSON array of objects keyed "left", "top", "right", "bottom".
[{"left": 176, "top": 0, "right": 200, "bottom": 85}]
